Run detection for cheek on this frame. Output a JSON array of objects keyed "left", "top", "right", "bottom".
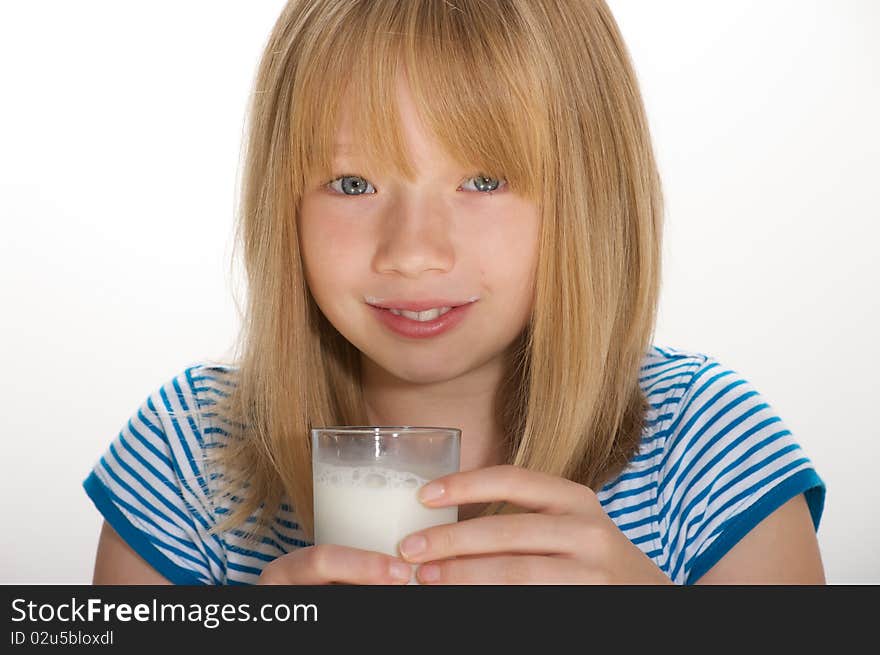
[
  {"left": 301, "top": 208, "right": 361, "bottom": 254},
  {"left": 299, "top": 211, "right": 369, "bottom": 307},
  {"left": 473, "top": 217, "right": 539, "bottom": 297}
]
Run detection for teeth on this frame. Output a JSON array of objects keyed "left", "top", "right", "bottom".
[{"left": 388, "top": 307, "right": 452, "bottom": 321}]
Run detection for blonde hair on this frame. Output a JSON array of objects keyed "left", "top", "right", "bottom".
[{"left": 203, "top": 0, "right": 663, "bottom": 544}]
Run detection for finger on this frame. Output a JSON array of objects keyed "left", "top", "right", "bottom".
[
  {"left": 416, "top": 554, "right": 594, "bottom": 585},
  {"left": 259, "top": 545, "right": 413, "bottom": 585},
  {"left": 418, "top": 464, "right": 598, "bottom": 516},
  {"left": 399, "top": 513, "right": 589, "bottom": 563}
]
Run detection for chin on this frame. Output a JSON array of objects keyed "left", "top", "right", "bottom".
[
  {"left": 364, "top": 351, "right": 470, "bottom": 386},
  {"left": 389, "top": 360, "right": 466, "bottom": 385}
]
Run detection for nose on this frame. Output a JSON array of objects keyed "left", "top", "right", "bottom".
[{"left": 372, "top": 195, "right": 455, "bottom": 278}]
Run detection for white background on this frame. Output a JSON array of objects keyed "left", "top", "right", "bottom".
[{"left": 1, "top": 1, "right": 877, "bottom": 584}]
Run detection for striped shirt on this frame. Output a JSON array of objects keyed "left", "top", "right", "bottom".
[{"left": 83, "top": 344, "right": 825, "bottom": 585}]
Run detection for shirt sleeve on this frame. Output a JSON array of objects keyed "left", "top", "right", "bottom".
[
  {"left": 655, "top": 354, "right": 826, "bottom": 584},
  {"left": 83, "top": 368, "right": 227, "bottom": 584}
]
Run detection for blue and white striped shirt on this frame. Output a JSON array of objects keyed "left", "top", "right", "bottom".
[{"left": 83, "top": 344, "right": 825, "bottom": 584}]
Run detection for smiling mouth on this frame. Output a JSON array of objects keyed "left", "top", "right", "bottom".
[
  {"left": 368, "top": 300, "right": 475, "bottom": 338},
  {"left": 364, "top": 296, "right": 480, "bottom": 312},
  {"left": 364, "top": 296, "right": 479, "bottom": 321},
  {"left": 387, "top": 306, "right": 453, "bottom": 321}
]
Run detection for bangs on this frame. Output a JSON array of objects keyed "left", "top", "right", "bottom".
[{"left": 288, "top": 0, "right": 549, "bottom": 202}]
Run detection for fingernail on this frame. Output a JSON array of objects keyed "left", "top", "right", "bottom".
[
  {"left": 400, "top": 534, "right": 427, "bottom": 559},
  {"left": 418, "top": 564, "right": 440, "bottom": 583},
  {"left": 418, "top": 482, "right": 445, "bottom": 503},
  {"left": 390, "top": 561, "right": 412, "bottom": 582}
]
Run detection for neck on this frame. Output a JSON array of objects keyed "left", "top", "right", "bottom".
[{"left": 360, "top": 354, "right": 508, "bottom": 474}]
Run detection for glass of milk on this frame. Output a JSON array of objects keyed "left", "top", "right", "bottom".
[{"left": 312, "top": 426, "right": 461, "bottom": 584}]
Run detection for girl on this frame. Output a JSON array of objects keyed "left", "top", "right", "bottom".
[{"left": 84, "top": 0, "right": 825, "bottom": 585}]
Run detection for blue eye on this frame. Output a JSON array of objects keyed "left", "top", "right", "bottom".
[
  {"left": 324, "top": 173, "right": 507, "bottom": 196},
  {"left": 326, "top": 175, "right": 376, "bottom": 196},
  {"left": 460, "top": 175, "right": 507, "bottom": 194}
]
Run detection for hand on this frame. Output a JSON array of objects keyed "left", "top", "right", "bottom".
[
  {"left": 397, "top": 464, "right": 673, "bottom": 585},
  {"left": 257, "top": 544, "right": 414, "bottom": 585}
]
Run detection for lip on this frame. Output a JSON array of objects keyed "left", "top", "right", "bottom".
[
  {"left": 368, "top": 302, "right": 476, "bottom": 339},
  {"left": 365, "top": 297, "right": 479, "bottom": 312}
]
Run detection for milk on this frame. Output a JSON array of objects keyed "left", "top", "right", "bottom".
[{"left": 313, "top": 462, "right": 458, "bottom": 583}]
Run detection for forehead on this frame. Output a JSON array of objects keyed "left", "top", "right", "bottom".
[
  {"left": 303, "top": 58, "right": 528, "bottom": 195},
  {"left": 329, "top": 72, "right": 450, "bottom": 161}
]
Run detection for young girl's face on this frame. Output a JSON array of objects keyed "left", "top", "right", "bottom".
[{"left": 298, "top": 72, "right": 540, "bottom": 386}]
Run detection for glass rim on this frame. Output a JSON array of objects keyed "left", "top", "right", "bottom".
[{"left": 312, "top": 426, "right": 460, "bottom": 435}]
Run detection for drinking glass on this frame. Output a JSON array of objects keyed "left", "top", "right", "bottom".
[{"left": 312, "top": 426, "right": 461, "bottom": 583}]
